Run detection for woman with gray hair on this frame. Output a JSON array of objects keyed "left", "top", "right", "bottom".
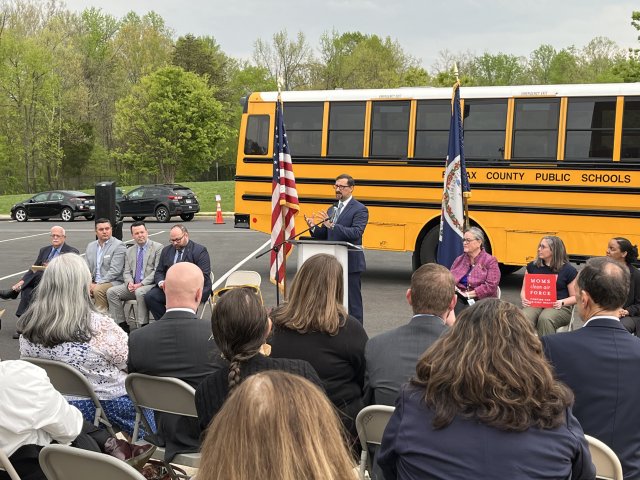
[
  {"left": 449, "top": 227, "right": 501, "bottom": 314},
  {"left": 17, "top": 253, "right": 154, "bottom": 437}
]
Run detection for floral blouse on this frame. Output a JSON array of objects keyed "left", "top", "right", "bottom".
[{"left": 20, "top": 312, "right": 129, "bottom": 400}]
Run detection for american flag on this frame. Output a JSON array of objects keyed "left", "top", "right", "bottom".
[{"left": 270, "top": 97, "right": 299, "bottom": 287}]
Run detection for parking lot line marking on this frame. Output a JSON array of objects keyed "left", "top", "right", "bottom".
[
  {"left": 0, "top": 232, "right": 50, "bottom": 243},
  {"left": 0, "top": 271, "right": 29, "bottom": 281}
]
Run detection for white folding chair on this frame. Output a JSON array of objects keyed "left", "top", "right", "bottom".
[
  {"left": 585, "top": 434, "right": 623, "bottom": 480},
  {"left": 39, "top": 444, "right": 146, "bottom": 480},
  {"left": 21, "top": 357, "right": 117, "bottom": 435},
  {"left": 125, "top": 373, "right": 200, "bottom": 480},
  {"left": 225, "top": 270, "right": 261, "bottom": 288},
  {"left": 355, "top": 405, "right": 395, "bottom": 480},
  {"left": 0, "top": 448, "right": 21, "bottom": 480}
]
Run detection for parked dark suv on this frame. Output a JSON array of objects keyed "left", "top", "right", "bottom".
[
  {"left": 11, "top": 190, "right": 95, "bottom": 222},
  {"left": 115, "top": 184, "right": 200, "bottom": 222}
]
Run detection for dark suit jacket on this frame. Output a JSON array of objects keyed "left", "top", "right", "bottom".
[
  {"left": 21, "top": 243, "right": 79, "bottom": 287},
  {"left": 542, "top": 317, "right": 640, "bottom": 479},
  {"left": 154, "top": 240, "right": 212, "bottom": 299},
  {"left": 624, "top": 265, "right": 640, "bottom": 316},
  {"left": 128, "top": 309, "right": 222, "bottom": 461},
  {"left": 378, "top": 386, "right": 595, "bottom": 480},
  {"left": 311, "top": 198, "right": 368, "bottom": 273},
  {"left": 364, "top": 314, "right": 447, "bottom": 406}
]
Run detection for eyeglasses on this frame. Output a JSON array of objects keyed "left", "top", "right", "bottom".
[
  {"left": 538, "top": 244, "right": 550, "bottom": 250},
  {"left": 50, "top": 234, "right": 65, "bottom": 238},
  {"left": 170, "top": 234, "right": 185, "bottom": 243},
  {"left": 334, "top": 184, "right": 350, "bottom": 190},
  {"left": 463, "top": 238, "right": 477, "bottom": 243}
]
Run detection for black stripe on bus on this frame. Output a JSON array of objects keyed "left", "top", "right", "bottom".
[
  {"left": 243, "top": 156, "right": 640, "bottom": 171},
  {"left": 235, "top": 176, "right": 640, "bottom": 195},
  {"left": 241, "top": 194, "right": 640, "bottom": 218}
]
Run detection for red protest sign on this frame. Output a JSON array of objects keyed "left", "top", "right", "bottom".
[{"left": 525, "top": 274, "right": 557, "bottom": 308}]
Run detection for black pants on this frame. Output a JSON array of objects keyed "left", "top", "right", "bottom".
[
  {"left": 2, "top": 421, "right": 108, "bottom": 480},
  {"left": 621, "top": 315, "right": 640, "bottom": 335}
]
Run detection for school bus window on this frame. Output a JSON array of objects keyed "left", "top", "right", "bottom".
[
  {"left": 283, "top": 102, "right": 323, "bottom": 157},
  {"left": 328, "top": 102, "right": 366, "bottom": 157},
  {"left": 621, "top": 98, "right": 640, "bottom": 160},
  {"left": 565, "top": 97, "right": 615, "bottom": 161},
  {"left": 370, "top": 101, "right": 410, "bottom": 157},
  {"left": 244, "top": 115, "right": 270, "bottom": 155},
  {"left": 512, "top": 99, "right": 560, "bottom": 160},
  {"left": 463, "top": 100, "right": 507, "bottom": 160},
  {"left": 414, "top": 100, "right": 450, "bottom": 159}
]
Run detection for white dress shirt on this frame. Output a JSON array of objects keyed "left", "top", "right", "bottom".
[{"left": 0, "top": 360, "right": 83, "bottom": 456}]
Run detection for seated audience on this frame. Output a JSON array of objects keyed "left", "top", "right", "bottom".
[
  {"left": 0, "top": 226, "right": 79, "bottom": 339},
  {"left": 198, "top": 371, "right": 356, "bottom": 480},
  {"left": 364, "top": 263, "right": 455, "bottom": 406},
  {"left": 521, "top": 235, "right": 577, "bottom": 335},
  {"left": 107, "top": 221, "right": 163, "bottom": 330},
  {"left": 0, "top": 359, "right": 153, "bottom": 480},
  {"left": 269, "top": 253, "right": 368, "bottom": 438},
  {"left": 378, "top": 298, "right": 595, "bottom": 480},
  {"left": 542, "top": 257, "right": 640, "bottom": 479},
  {"left": 195, "top": 287, "right": 321, "bottom": 432},
  {"left": 449, "top": 227, "right": 500, "bottom": 314},
  {"left": 606, "top": 237, "right": 640, "bottom": 335},
  {"left": 85, "top": 218, "right": 126, "bottom": 312},
  {"left": 17, "top": 253, "right": 154, "bottom": 437},
  {"left": 128, "top": 262, "right": 222, "bottom": 462}
]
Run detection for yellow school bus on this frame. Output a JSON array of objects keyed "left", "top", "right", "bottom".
[{"left": 234, "top": 83, "right": 640, "bottom": 272}]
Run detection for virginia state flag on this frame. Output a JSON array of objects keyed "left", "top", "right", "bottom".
[{"left": 437, "top": 81, "right": 470, "bottom": 268}]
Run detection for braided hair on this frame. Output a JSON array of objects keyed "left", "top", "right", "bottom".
[{"left": 211, "top": 287, "right": 269, "bottom": 391}]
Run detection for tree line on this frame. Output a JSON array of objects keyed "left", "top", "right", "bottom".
[{"left": 0, "top": 0, "right": 638, "bottom": 193}]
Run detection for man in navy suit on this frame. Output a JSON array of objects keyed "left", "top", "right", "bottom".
[
  {"left": 0, "top": 226, "right": 79, "bottom": 338},
  {"left": 542, "top": 256, "right": 640, "bottom": 479},
  {"left": 307, "top": 174, "right": 369, "bottom": 323},
  {"left": 144, "top": 224, "right": 212, "bottom": 320}
]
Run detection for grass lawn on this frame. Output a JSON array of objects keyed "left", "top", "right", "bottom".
[{"left": 0, "top": 181, "right": 236, "bottom": 216}]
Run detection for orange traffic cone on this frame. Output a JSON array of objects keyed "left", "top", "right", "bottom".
[{"left": 214, "top": 195, "right": 225, "bottom": 224}]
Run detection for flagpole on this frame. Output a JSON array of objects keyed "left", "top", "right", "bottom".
[{"left": 453, "top": 63, "right": 472, "bottom": 230}]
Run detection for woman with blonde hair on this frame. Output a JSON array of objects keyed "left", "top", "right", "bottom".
[
  {"left": 378, "top": 299, "right": 595, "bottom": 479},
  {"left": 269, "top": 253, "right": 368, "bottom": 438},
  {"left": 195, "top": 287, "right": 321, "bottom": 432},
  {"left": 198, "top": 371, "right": 357, "bottom": 480}
]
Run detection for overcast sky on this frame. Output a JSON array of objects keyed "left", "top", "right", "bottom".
[{"left": 62, "top": 0, "right": 638, "bottom": 70}]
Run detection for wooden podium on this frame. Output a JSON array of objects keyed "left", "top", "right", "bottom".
[{"left": 291, "top": 239, "right": 361, "bottom": 309}]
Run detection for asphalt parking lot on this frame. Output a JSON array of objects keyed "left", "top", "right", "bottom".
[{"left": 0, "top": 216, "right": 525, "bottom": 360}]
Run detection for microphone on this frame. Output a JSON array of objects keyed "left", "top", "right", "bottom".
[{"left": 330, "top": 203, "right": 339, "bottom": 223}]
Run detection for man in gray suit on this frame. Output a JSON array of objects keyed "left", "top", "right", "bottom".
[
  {"left": 107, "top": 221, "right": 163, "bottom": 330},
  {"left": 85, "top": 218, "right": 126, "bottom": 312},
  {"left": 364, "top": 263, "right": 457, "bottom": 406}
]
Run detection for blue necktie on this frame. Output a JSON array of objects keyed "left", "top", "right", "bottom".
[
  {"left": 174, "top": 250, "right": 183, "bottom": 264},
  {"left": 46, "top": 248, "right": 58, "bottom": 262},
  {"left": 134, "top": 247, "right": 144, "bottom": 283},
  {"left": 332, "top": 202, "right": 343, "bottom": 223}
]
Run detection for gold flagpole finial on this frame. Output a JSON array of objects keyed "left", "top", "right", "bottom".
[{"left": 453, "top": 62, "right": 459, "bottom": 83}]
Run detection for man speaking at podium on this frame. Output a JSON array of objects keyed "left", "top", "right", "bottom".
[{"left": 306, "top": 174, "right": 368, "bottom": 323}]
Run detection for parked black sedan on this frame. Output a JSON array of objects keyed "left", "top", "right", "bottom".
[
  {"left": 11, "top": 190, "right": 95, "bottom": 222},
  {"left": 116, "top": 184, "right": 200, "bottom": 222}
]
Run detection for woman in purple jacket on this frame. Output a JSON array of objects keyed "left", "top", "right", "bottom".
[{"left": 449, "top": 227, "right": 501, "bottom": 314}]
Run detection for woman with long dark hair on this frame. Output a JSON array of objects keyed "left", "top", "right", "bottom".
[
  {"left": 606, "top": 237, "right": 640, "bottom": 334},
  {"left": 378, "top": 299, "right": 595, "bottom": 479},
  {"left": 194, "top": 287, "right": 321, "bottom": 432}
]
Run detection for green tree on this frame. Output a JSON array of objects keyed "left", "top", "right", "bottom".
[
  {"left": 611, "top": 11, "right": 640, "bottom": 81},
  {"left": 548, "top": 47, "right": 581, "bottom": 83},
  {"left": 172, "top": 34, "right": 229, "bottom": 98},
  {"left": 526, "top": 44, "right": 556, "bottom": 84},
  {"left": 114, "top": 66, "right": 232, "bottom": 183},
  {"left": 468, "top": 53, "right": 526, "bottom": 86}
]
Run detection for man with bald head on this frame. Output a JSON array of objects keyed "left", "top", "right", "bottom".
[
  {"left": 128, "top": 262, "right": 221, "bottom": 462},
  {"left": 0, "top": 226, "right": 79, "bottom": 338}
]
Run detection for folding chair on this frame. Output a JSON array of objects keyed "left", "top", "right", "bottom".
[
  {"left": 585, "top": 435, "right": 623, "bottom": 480},
  {"left": 39, "top": 444, "right": 146, "bottom": 480},
  {"left": 0, "top": 448, "right": 21, "bottom": 480},
  {"left": 199, "top": 272, "right": 216, "bottom": 320},
  {"left": 225, "top": 270, "right": 261, "bottom": 289},
  {"left": 21, "top": 358, "right": 117, "bottom": 435},
  {"left": 355, "top": 405, "right": 395, "bottom": 480},
  {"left": 125, "top": 373, "right": 200, "bottom": 480}
]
